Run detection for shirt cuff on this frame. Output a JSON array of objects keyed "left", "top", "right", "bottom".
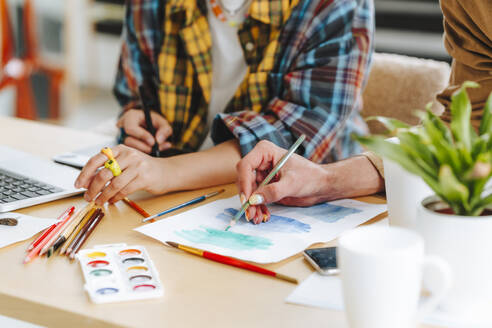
[{"left": 361, "top": 151, "right": 385, "bottom": 179}]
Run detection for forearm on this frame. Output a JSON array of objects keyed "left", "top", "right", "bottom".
[
  {"left": 162, "top": 139, "right": 241, "bottom": 192},
  {"left": 319, "top": 155, "right": 385, "bottom": 201}
]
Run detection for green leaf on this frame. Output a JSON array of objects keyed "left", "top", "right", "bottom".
[
  {"left": 450, "top": 81, "right": 479, "bottom": 150},
  {"left": 398, "top": 131, "right": 438, "bottom": 177},
  {"left": 472, "top": 193, "right": 492, "bottom": 216},
  {"left": 366, "top": 116, "right": 411, "bottom": 135},
  {"left": 467, "top": 154, "right": 492, "bottom": 210},
  {"left": 438, "top": 165, "right": 470, "bottom": 215},
  {"left": 479, "top": 92, "right": 492, "bottom": 136},
  {"left": 471, "top": 134, "right": 490, "bottom": 160},
  {"left": 421, "top": 110, "right": 462, "bottom": 173},
  {"left": 425, "top": 104, "right": 454, "bottom": 144},
  {"left": 456, "top": 142, "right": 474, "bottom": 168},
  {"left": 354, "top": 134, "right": 441, "bottom": 194}
]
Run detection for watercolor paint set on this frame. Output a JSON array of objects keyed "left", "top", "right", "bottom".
[{"left": 77, "top": 244, "right": 163, "bottom": 304}]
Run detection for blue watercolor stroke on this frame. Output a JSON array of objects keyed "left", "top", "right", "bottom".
[
  {"left": 216, "top": 208, "right": 311, "bottom": 233},
  {"left": 275, "top": 203, "right": 362, "bottom": 223}
]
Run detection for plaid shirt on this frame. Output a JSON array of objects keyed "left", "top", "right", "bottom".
[{"left": 114, "top": 0, "right": 374, "bottom": 163}]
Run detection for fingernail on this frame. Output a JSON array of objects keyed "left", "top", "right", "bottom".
[
  {"left": 74, "top": 181, "right": 79, "bottom": 188},
  {"left": 245, "top": 210, "right": 250, "bottom": 221},
  {"left": 84, "top": 194, "right": 91, "bottom": 202},
  {"left": 240, "top": 193, "right": 246, "bottom": 205},
  {"left": 249, "top": 194, "right": 264, "bottom": 205},
  {"left": 157, "top": 135, "right": 164, "bottom": 143},
  {"left": 263, "top": 214, "right": 268, "bottom": 222}
]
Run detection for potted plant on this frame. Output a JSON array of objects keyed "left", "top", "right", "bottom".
[{"left": 355, "top": 81, "right": 492, "bottom": 321}]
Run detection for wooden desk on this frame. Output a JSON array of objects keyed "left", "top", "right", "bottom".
[{"left": 0, "top": 117, "right": 435, "bottom": 328}]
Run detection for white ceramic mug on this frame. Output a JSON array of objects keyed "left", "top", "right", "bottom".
[{"left": 338, "top": 226, "right": 452, "bottom": 328}]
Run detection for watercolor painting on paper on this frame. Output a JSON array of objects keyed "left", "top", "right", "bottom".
[{"left": 135, "top": 196, "right": 386, "bottom": 263}]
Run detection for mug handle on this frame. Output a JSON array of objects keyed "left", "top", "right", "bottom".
[{"left": 417, "top": 255, "right": 453, "bottom": 317}]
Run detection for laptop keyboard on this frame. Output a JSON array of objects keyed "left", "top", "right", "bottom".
[{"left": 0, "top": 168, "right": 63, "bottom": 204}]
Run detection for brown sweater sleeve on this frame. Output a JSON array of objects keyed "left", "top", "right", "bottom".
[
  {"left": 361, "top": 1, "right": 491, "bottom": 181},
  {"left": 437, "top": 0, "right": 492, "bottom": 129}
]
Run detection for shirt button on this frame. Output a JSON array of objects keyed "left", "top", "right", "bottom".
[{"left": 245, "top": 42, "right": 254, "bottom": 51}]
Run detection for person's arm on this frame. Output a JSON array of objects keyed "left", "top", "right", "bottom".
[
  {"left": 74, "top": 140, "right": 241, "bottom": 206},
  {"left": 436, "top": 0, "right": 492, "bottom": 129},
  {"left": 113, "top": 1, "right": 173, "bottom": 153},
  {"left": 213, "top": 0, "right": 374, "bottom": 163},
  {"left": 236, "top": 141, "right": 384, "bottom": 224},
  {"left": 161, "top": 140, "right": 241, "bottom": 193}
]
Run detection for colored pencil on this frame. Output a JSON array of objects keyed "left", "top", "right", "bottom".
[
  {"left": 48, "top": 206, "right": 96, "bottom": 257},
  {"left": 38, "top": 207, "right": 75, "bottom": 256},
  {"left": 123, "top": 197, "right": 152, "bottom": 220},
  {"left": 142, "top": 189, "right": 225, "bottom": 223},
  {"left": 23, "top": 207, "right": 74, "bottom": 264},
  {"left": 226, "top": 135, "right": 306, "bottom": 231},
  {"left": 166, "top": 241, "right": 298, "bottom": 284},
  {"left": 27, "top": 221, "right": 60, "bottom": 252},
  {"left": 69, "top": 211, "right": 105, "bottom": 260},
  {"left": 58, "top": 202, "right": 95, "bottom": 255},
  {"left": 65, "top": 208, "right": 102, "bottom": 257},
  {"left": 139, "top": 85, "right": 160, "bottom": 157}
]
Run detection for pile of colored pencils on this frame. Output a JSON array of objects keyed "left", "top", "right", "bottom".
[{"left": 24, "top": 202, "right": 105, "bottom": 263}]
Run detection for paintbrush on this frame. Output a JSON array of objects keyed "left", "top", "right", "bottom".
[
  {"left": 225, "top": 134, "right": 306, "bottom": 231},
  {"left": 166, "top": 241, "right": 298, "bottom": 284},
  {"left": 142, "top": 189, "right": 225, "bottom": 223},
  {"left": 123, "top": 197, "right": 152, "bottom": 220},
  {"left": 139, "top": 85, "right": 160, "bottom": 157}
]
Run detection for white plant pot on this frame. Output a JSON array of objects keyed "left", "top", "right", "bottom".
[
  {"left": 416, "top": 195, "right": 492, "bottom": 321},
  {"left": 383, "top": 158, "right": 432, "bottom": 229}
]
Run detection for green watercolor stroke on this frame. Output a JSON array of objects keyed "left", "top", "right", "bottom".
[{"left": 175, "top": 226, "right": 273, "bottom": 251}]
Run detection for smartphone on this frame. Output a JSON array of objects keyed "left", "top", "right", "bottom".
[{"left": 303, "top": 247, "right": 339, "bottom": 275}]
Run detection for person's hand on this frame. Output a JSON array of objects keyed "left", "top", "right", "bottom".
[
  {"left": 117, "top": 109, "right": 173, "bottom": 154},
  {"left": 74, "top": 145, "right": 170, "bottom": 206},
  {"left": 236, "top": 140, "right": 330, "bottom": 224}
]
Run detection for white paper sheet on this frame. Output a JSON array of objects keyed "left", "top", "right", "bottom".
[
  {"left": 286, "top": 273, "right": 344, "bottom": 310},
  {"left": 135, "top": 196, "right": 387, "bottom": 263},
  {"left": 0, "top": 213, "right": 58, "bottom": 249},
  {"left": 286, "top": 273, "right": 492, "bottom": 328}
]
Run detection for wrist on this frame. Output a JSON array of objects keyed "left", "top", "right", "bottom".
[
  {"left": 319, "top": 155, "right": 385, "bottom": 201},
  {"left": 148, "top": 157, "right": 179, "bottom": 194}
]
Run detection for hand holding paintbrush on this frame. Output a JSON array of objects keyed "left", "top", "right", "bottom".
[
  {"left": 235, "top": 134, "right": 341, "bottom": 225},
  {"left": 226, "top": 135, "right": 306, "bottom": 230}
]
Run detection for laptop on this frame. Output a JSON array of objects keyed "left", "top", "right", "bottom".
[{"left": 0, "top": 145, "right": 84, "bottom": 213}]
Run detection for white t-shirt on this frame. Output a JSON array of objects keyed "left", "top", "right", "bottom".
[{"left": 200, "top": 0, "right": 250, "bottom": 150}]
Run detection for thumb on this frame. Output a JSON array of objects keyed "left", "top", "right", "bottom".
[
  {"left": 154, "top": 121, "right": 172, "bottom": 145},
  {"left": 249, "top": 181, "right": 288, "bottom": 205}
]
